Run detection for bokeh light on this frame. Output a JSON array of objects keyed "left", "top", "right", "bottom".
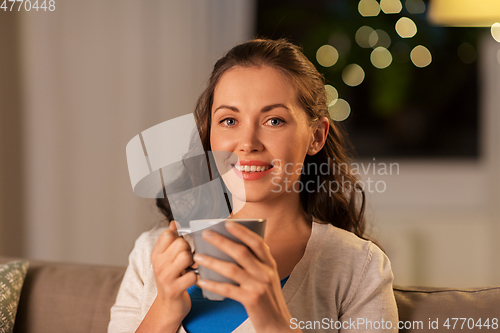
[
  {"left": 342, "top": 64, "right": 365, "bottom": 86},
  {"left": 392, "top": 42, "right": 410, "bottom": 63},
  {"left": 356, "top": 26, "right": 375, "bottom": 48},
  {"left": 358, "top": 0, "right": 380, "bottom": 17},
  {"left": 405, "top": 0, "right": 426, "bottom": 14},
  {"left": 396, "top": 17, "right": 417, "bottom": 38},
  {"left": 380, "top": 0, "right": 402, "bottom": 14},
  {"left": 316, "top": 45, "right": 339, "bottom": 67},
  {"left": 369, "top": 29, "right": 391, "bottom": 48},
  {"left": 325, "top": 85, "right": 339, "bottom": 107},
  {"left": 371, "top": 47, "right": 393, "bottom": 69},
  {"left": 492, "top": 23, "right": 500, "bottom": 43},
  {"left": 329, "top": 32, "right": 351, "bottom": 56},
  {"left": 328, "top": 99, "right": 351, "bottom": 122},
  {"left": 457, "top": 43, "right": 477, "bottom": 64},
  {"left": 410, "top": 45, "right": 432, "bottom": 68}
]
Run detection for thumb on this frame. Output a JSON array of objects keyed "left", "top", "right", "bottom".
[{"left": 169, "top": 220, "right": 179, "bottom": 237}]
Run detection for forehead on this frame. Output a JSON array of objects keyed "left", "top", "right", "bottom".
[{"left": 212, "top": 66, "right": 297, "bottom": 109}]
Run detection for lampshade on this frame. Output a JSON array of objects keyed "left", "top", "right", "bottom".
[{"left": 427, "top": 0, "right": 500, "bottom": 27}]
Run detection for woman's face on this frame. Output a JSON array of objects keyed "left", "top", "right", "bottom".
[{"left": 210, "top": 65, "right": 320, "bottom": 205}]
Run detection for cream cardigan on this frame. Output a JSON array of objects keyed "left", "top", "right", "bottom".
[{"left": 108, "top": 220, "right": 398, "bottom": 333}]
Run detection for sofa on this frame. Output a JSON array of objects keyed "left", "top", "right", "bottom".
[{"left": 1, "top": 256, "right": 499, "bottom": 333}]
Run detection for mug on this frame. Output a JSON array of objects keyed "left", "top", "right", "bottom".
[{"left": 187, "top": 218, "right": 266, "bottom": 300}]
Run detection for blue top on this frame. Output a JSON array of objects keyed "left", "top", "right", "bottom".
[{"left": 183, "top": 276, "right": 290, "bottom": 333}]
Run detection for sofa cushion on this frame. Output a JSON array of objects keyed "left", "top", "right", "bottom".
[
  {"left": 394, "top": 286, "right": 500, "bottom": 332},
  {"left": 0, "top": 258, "right": 125, "bottom": 333},
  {"left": 2, "top": 256, "right": 500, "bottom": 333}
]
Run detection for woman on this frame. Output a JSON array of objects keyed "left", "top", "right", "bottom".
[{"left": 109, "top": 38, "right": 398, "bottom": 333}]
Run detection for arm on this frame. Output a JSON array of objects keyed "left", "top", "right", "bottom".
[
  {"left": 338, "top": 242, "right": 399, "bottom": 332},
  {"left": 108, "top": 232, "right": 150, "bottom": 333},
  {"left": 135, "top": 221, "right": 196, "bottom": 333},
  {"left": 108, "top": 222, "right": 196, "bottom": 333}
]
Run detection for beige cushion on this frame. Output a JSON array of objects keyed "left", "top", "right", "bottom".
[
  {"left": 2, "top": 256, "right": 500, "bottom": 333},
  {"left": 0, "top": 260, "right": 29, "bottom": 333},
  {"left": 394, "top": 286, "right": 500, "bottom": 332},
  {"left": 0, "top": 257, "right": 124, "bottom": 333}
]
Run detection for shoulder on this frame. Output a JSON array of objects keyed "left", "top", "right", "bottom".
[
  {"left": 311, "top": 221, "right": 377, "bottom": 262},
  {"left": 284, "top": 221, "right": 396, "bottom": 321},
  {"left": 309, "top": 220, "right": 393, "bottom": 298},
  {"left": 311, "top": 224, "right": 398, "bottom": 322}
]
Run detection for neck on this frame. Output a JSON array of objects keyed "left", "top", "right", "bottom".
[
  {"left": 230, "top": 192, "right": 313, "bottom": 278},
  {"left": 230, "top": 192, "right": 312, "bottom": 243}
]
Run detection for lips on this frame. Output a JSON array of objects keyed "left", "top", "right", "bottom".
[
  {"left": 231, "top": 161, "right": 274, "bottom": 180},
  {"left": 233, "top": 165, "right": 273, "bottom": 172},
  {"left": 231, "top": 161, "right": 274, "bottom": 173}
]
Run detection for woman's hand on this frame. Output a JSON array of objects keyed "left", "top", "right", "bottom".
[
  {"left": 193, "top": 221, "right": 297, "bottom": 333},
  {"left": 136, "top": 221, "right": 197, "bottom": 333}
]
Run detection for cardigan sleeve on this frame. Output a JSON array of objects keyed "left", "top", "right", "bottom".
[
  {"left": 108, "top": 232, "right": 151, "bottom": 333},
  {"left": 338, "top": 242, "right": 399, "bottom": 332}
]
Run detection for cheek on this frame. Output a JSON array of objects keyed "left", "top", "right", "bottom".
[{"left": 210, "top": 129, "right": 231, "bottom": 152}]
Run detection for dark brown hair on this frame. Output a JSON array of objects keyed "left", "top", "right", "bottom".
[{"left": 157, "top": 38, "right": 366, "bottom": 238}]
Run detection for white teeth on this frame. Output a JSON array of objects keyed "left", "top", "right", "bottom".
[{"left": 234, "top": 165, "right": 272, "bottom": 172}]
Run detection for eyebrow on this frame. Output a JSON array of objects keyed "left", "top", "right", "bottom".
[{"left": 213, "top": 103, "right": 291, "bottom": 114}]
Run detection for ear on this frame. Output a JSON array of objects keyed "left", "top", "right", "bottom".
[{"left": 307, "top": 117, "right": 329, "bottom": 156}]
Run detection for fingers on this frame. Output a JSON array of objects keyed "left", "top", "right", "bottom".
[
  {"left": 197, "top": 278, "right": 243, "bottom": 301},
  {"left": 193, "top": 252, "right": 251, "bottom": 284},
  {"left": 225, "top": 221, "right": 273, "bottom": 266},
  {"left": 168, "top": 247, "right": 194, "bottom": 276},
  {"left": 153, "top": 236, "right": 192, "bottom": 269},
  {"left": 152, "top": 220, "right": 194, "bottom": 281},
  {"left": 201, "top": 230, "right": 267, "bottom": 278},
  {"left": 159, "top": 271, "right": 197, "bottom": 300},
  {"left": 169, "top": 220, "right": 179, "bottom": 235},
  {"left": 194, "top": 227, "right": 277, "bottom": 286},
  {"left": 176, "top": 271, "right": 198, "bottom": 291},
  {"left": 152, "top": 221, "right": 181, "bottom": 257},
  {"left": 197, "top": 277, "right": 277, "bottom": 310}
]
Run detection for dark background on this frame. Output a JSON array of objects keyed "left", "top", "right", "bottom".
[{"left": 256, "top": 0, "right": 480, "bottom": 158}]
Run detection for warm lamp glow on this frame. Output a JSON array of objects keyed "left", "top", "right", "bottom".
[{"left": 428, "top": 0, "right": 500, "bottom": 27}]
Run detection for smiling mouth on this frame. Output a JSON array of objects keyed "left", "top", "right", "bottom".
[{"left": 231, "top": 164, "right": 274, "bottom": 173}]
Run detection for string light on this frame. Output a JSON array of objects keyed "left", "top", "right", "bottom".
[
  {"left": 342, "top": 64, "right": 365, "bottom": 86},
  {"left": 380, "top": 0, "right": 402, "bottom": 14},
  {"left": 358, "top": 0, "right": 380, "bottom": 17},
  {"left": 371, "top": 47, "right": 393, "bottom": 69},
  {"left": 405, "top": 0, "right": 426, "bottom": 14},
  {"left": 410, "top": 45, "right": 432, "bottom": 67},
  {"left": 356, "top": 26, "right": 375, "bottom": 48},
  {"left": 492, "top": 23, "right": 500, "bottom": 42},
  {"left": 396, "top": 17, "right": 417, "bottom": 38},
  {"left": 328, "top": 99, "right": 351, "bottom": 121},
  {"left": 316, "top": 45, "right": 339, "bottom": 67}
]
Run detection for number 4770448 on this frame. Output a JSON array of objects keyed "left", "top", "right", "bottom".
[{"left": 1, "top": 0, "right": 55, "bottom": 11}]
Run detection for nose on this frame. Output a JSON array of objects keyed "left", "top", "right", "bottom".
[{"left": 238, "top": 123, "right": 263, "bottom": 153}]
